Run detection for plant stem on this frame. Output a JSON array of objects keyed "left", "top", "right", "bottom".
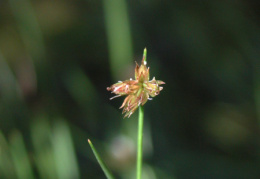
[{"left": 137, "top": 105, "right": 144, "bottom": 179}]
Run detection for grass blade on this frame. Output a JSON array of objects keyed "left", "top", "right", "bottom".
[
  {"left": 52, "top": 120, "right": 80, "bottom": 179},
  {"left": 103, "top": 0, "right": 133, "bottom": 80},
  {"left": 88, "top": 139, "right": 115, "bottom": 179},
  {"left": 9, "top": 131, "right": 34, "bottom": 179}
]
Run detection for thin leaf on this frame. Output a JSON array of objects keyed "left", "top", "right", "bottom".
[{"left": 88, "top": 139, "right": 115, "bottom": 179}]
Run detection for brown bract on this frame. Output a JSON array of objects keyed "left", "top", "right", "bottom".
[{"left": 107, "top": 51, "right": 165, "bottom": 118}]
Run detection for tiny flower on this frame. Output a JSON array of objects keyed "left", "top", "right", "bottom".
[{"left": 107, "top": 48, "right": 165, "bottom": 118}]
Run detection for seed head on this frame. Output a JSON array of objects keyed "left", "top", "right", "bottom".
[{"left": 107, "top": 48, "right": 165, "bottom": 118}]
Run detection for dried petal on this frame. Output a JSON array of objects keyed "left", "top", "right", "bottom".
[{"left": 107, "top": 80, "right": 139, "bottom": 96}]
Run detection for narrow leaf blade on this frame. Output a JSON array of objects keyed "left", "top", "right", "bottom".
[{"left": 88, "top": 139, "right": 115, "bottom": 179}]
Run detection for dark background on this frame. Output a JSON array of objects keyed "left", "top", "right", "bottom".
[{"left": 0, "top": 0, "right": 260, "bottom": 178}]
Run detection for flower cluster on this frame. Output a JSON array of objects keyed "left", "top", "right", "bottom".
[{"left": 107, "top": 48, "right": 165, "bottom": 118}]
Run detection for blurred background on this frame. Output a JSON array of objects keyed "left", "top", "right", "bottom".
[{"left": 0, "top": 0, "right": 260, "bottom": 178}]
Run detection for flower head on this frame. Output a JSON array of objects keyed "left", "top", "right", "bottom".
[{"left": 107, "top": 48, "right": 165, "bottom": 118}]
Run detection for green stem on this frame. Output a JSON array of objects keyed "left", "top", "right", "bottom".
[{"left": 137, "top": 105, "right": 144, "bottom": 179}]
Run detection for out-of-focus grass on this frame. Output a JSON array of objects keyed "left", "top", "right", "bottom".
[
  {"left": 0, "top": 0, "right": 259, "bottom": 178},
  {"left": 52, "top": 119, "right": 80, "bottom": 179},
  {"left": 103, "top": 0, "right": 133, "bottom": 79},
  {"left": 9, "top": 131, "right": 34, "bottom": 179},
  {"left": 31, "top": 117, "right": 57, "bottom": 178},
  {"left": 0, "top": 51, "right": 22, "bottom": 100},
  {"left": 8, "top": 0, "right": 46, "bottom": 63},
  {"left": 0, "top": 118, "right": 80, "bottom": 179},
  {"left": 0, "top": 131, "right": 16, "bottom": 178},
  {"left": 63, "top": 66, "right": 98, "bottom": 118}
]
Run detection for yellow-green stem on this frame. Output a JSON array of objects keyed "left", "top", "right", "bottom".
[{"left": 137, "top": 105, "right": 144, "bottom": 179}]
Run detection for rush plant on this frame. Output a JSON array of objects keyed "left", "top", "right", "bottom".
[{"left": 89, "top": 48, "right": 165, "bottom": 179}]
